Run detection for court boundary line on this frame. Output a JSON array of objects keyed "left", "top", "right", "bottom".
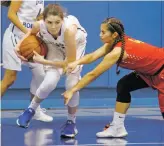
[{"left": 52, "top": 143, "right": 164, "bottom": 146}]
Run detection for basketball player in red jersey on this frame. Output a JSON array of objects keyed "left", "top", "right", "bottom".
[{"left": 62, "top": 17, "right": 164, "bottom": 138}]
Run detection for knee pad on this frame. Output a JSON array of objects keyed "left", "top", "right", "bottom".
[
  {"left": 162, "top": 112, "right": 164, "bottom": 119},
  {"left": 65, "top": 73, "right": 80, "bottom": 90},
  {"left": 36, "top": 69, "right": 60, "bottom": 99},
  {"left": 67, "top": 91, "right": 80, "bottom": 107},
  {"left": 116, "top": 78, "right": 131, "bottom": 103},
  {"left": 36, "top": 80, "right": 58, "bottom": 100},
  {"left": 66, "top": 73, "right": 80, "bottom": 107}
]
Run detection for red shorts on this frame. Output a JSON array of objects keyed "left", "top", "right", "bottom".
[{"left": 139, "top": 69, "right": 164, "bottom": 112}]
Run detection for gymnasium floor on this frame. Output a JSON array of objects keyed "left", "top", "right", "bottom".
[{"left": 1, "top": 108, "right": 164, "bottom": 146}]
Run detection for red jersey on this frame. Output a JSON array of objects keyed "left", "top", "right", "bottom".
[{"left": 115, "top": 36, "right": 164, "bottom": 75}]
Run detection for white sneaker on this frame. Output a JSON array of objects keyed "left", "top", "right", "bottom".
[
  {"left": 33, "top": 106, "right": 53, "bottom": 122},
  {"left": 96, "top": 124, "right": 128, "bottom": 138}
]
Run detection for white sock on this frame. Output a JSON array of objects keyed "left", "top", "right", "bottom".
[
  {"left": 67, "top": 113, "right": 76, "bottom": 123},
  {"left": 111, "top": 112, "right": 125, "bottom": 126},
  {"left": 28, "top": 99, "right": 40, "bottom": 111}
]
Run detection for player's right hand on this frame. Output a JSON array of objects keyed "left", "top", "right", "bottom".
[
  {"left": 62, "top": 90, "right": 74, "bottom": 105},
  {"left": 67, "top": 62, "right": 78, "bottom": 73},
  {"left": 14, "top": 46, "right": 27, "bottom": 62}
]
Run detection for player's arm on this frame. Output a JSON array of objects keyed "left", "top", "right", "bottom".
[
  {"left": 74, "top": 43, "right": 111, "bottom": 65},
  {"left": 15, "top": 22, "right": 40, "bottom": 61},
  {"left": 63, "top": 47, "right": 126, "bottom": 104},
  {"left": 70, "top": 47, "right": 123, "bottom": 92},
  {"left": 33, "top": 51, "right": 67, "bottom": 68},
  {"left": 66, "top": 43, "right": 111, "bottom": 73},
  {"left": 63, "top": 47, "right": 124, "bottom": 104},
  {"left": 8, "top": 0, "right": 27, "bottom": 34},
  {"left": 64, "top": 24, "right": 77, "bottom": 63}
]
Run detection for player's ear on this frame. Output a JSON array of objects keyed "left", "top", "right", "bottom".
[{"left": 112, "top": 32, "right": 119, "bottom": 40}]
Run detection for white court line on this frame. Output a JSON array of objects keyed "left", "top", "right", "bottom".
[{"left": 52, "top": 143, "right": 164, "bottom": 146}]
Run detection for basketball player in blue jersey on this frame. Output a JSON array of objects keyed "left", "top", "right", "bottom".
[{"left": 1, "top": 0, "right": 53, "bottom": 122}]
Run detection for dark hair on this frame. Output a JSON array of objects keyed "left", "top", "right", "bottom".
[
  {"left": 1, "top": 0, "right": 11, "bottom": 7},
  {"left": 43, "top": 4, "right": 64, "bottom": 20},
  {"left": 102, "top": 17, "right": 125, "bottom": 75}
]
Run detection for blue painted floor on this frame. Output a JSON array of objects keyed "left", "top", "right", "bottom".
[
  {"left": 1, "top": 88, "right": 158, "bottom": 110},
  {"left": 1, "top": 108, "right": 164, "bottom": 146}
]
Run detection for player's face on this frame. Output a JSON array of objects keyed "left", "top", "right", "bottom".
[
  {"left": 100, "top": 23, "right": 116, "bottom": 44},
  {"left": 45, "top": 15, "right": 63, "bottom": 36}
]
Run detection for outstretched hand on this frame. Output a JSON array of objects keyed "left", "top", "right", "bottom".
[
  {"left": 62, "top": 90, "right": 74, "bottom": 105},
  {"left": 66, "top": 62, "right": 78, "bottom": 74}
]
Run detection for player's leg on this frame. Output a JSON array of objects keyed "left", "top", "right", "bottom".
[
  {"left": 156, "top": 70, "right": 164, "bottom": 119},
  {"left": 1, "top": 28, "right": 21, "bottom": 97},
  {"left": 28, "top": 63, "right": 53, "bottom": 122},
  {"left": 1, "top": 69, "right": 17, "bottom": 97},
  {"left": 16, "top": 69, "right": 61, "bottom": 128},
  {"left": 158, "top": 90, "right": 164, "bottom": 119},
  {"left": 96, "top": 72, "right": 149, "bottom": 138},
  {"left": 61, "top": 40, "right": 86, "bottom": 138},
  {"left": 61, "top": 72, "right": 81, "bottom": 138}
]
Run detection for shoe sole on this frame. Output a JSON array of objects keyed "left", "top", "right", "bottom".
[
  {"left": 113, "top": 133, "right": 128, "bottom": 138},
  {"left": 61, "top": 129, "right": 78, "bottom": 138},
  {"left": 16, "top": 119, "right": 28, "bottom": 129},
  {"left": 96, "top": 133, "right": 128, "bottom": 138},
  {"left": 33, "top": 117, "right": 53, "bottom": 122}
]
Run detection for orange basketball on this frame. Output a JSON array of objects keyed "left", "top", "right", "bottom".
[{"left": 19, "top": 35, "right": 48, "bottom": 62}]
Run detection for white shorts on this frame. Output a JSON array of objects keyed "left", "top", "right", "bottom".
[
  {"left": 2, "top": 28, "right": 43, "bottom": 71},
  {"left": 2, "top": 28, "right": 22, "bottom": 71}
]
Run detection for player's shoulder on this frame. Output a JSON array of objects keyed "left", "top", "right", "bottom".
[{"left": 65, "top": 15, "right": 78, "bottom": 22}]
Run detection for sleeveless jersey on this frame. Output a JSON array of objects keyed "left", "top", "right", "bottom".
[
  {"left": 38, "top": 15, "right": 87, "bottom": 59},
  {"left": 115, "top": 35, "right": 164, "bottom": 75},
  {"left": 9, "top": 0, "right": 44, "bottom": 37}
]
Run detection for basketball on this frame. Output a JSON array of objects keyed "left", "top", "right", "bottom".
[{"left": 19, "top": 35, "right": 48, "bottom": 62}]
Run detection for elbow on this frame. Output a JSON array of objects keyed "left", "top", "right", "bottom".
[
  {"left": 7, "top": 12, "right": 12, "bottom": 20},
  {"left": 7, "top": 12, "right": 14, "bottom": 21}
]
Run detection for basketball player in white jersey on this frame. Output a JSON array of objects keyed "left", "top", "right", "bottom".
[
  {"left": 1, "top": 0, "right": 53, "bottom": 122},
  {"left": 16, "top": 4, "right": 87, "bottom": 138}
]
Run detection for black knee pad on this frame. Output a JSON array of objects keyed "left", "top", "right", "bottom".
[
  {"left": 162, "top": 112, "right": 164, "bottom": 119},
  {"left": 116, "top": 78, "right": 131, "bottom": 103}
]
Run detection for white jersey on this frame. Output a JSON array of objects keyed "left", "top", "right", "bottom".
[
  {"left": 9, "top": 0, "right": 44, "bottom": 38},
  {"left": 38, "top": 15, "right": 87, "bottom": 61}
]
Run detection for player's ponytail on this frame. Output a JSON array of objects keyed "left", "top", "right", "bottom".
[{"left": 103, "top": 17, "right": 125, "bottom": 75}]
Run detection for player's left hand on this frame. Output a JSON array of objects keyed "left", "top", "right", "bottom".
[
  {"left": 33, "top": 51, "right": 45, "bottom": 64},
  {"left": 14, "top": 46, "right": 28, "bottom": 62},
  {"left": 62, "top": 90, "right": 74, "bottom": 105}
]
